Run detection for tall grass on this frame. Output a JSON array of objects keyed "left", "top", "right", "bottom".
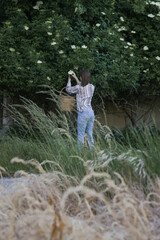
[
  {"left": 0, "top": 163, "right": 160, "bottom": 240},
  {"left": 0, "top": 87, "right": 160, "bottom": 182},
  {"left": 0, "top": 88, "right": 160, "bottom": 239}
]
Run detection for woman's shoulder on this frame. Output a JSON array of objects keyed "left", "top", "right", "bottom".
[
  {"left": 80, "top": 83, "right": 95, "bottom": 89},
  {"left": 89, "top": 83, "right": 95, "bottom": 89}
]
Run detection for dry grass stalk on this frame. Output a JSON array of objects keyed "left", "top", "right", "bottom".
[{"left": 0, "top": 170, "right": 160, "bottom": 240}]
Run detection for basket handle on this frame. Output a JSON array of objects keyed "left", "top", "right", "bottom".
[{"left": 60, "top": 87, "right": 67, "bottom": 96}]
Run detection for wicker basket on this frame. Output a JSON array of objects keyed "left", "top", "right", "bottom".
[{"left": 59, "top": 87, "right": 76, "bottom": 111}]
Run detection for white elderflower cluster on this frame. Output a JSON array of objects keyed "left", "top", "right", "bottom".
[
  {"left": 143, "top": 46, "right": 149, "bottom": 50},
  {"left": 120, "top": 17, "right": 125, "bottom": 22},
  {"left": 81, "top": 45, "right": 87, "bottom": 49},
  {"left": 155, "top": 56, "right": 160, "bottom": 60},
  {"left": 37, "top": 60, "right": 42, "bottom": 64},
  {"left": 117, "top": 26, "right": 127, "bottom": 32},
  {"left": 71, "top": 45, "right": 76, "bottom": 49},
  {"left": 47, "top": 32, "right": 52, "bottom": 36},
  {"left": 150, "top": 1, "right": 160, "bottom": 8},
  {"left": 51, "top": 41, "right": 56, "bottom": 46},
  {"left": 68, "top": 70, "right": 74, "bottom": 75},
  {"left": 96, "top": 23, "right": 101, "bottom": 27},
  {"left": 148, "top": 14, "right": 155, "bottom": 18},
  {"left": 9, "top": 48, "right": 15, "bottom": 52},
  {"left": 59, "top": 50, "right": 64, "bottom": 54},
  {"left": 33, "top": 1, "right": 43, "bottom": 10},
  {"left": 24, "top": 25, "right": 29, "bottom": 30},
  {"left": 114, "top": 24, "right": 118, "bottom": 29},
  {"left": 143, "top": 69, "right": 149, "bottom": 73}
]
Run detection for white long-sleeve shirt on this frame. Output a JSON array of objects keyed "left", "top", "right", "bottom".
[{"left": 66, "top": 81, "right": 95, "bottom": 112}]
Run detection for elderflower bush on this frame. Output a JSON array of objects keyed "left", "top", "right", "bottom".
[
  {"left": 114, "top": 0, "right": 160, "bottom": 96},
  {"left": 0, "top": 0, "right": 159, "bottom": 98}
]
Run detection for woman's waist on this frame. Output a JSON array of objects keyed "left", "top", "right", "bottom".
[{"left": 78, "top": 107, "right": 93, "bottom": 114}]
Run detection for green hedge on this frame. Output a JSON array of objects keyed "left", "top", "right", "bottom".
[{"left": 0, "top": 0, "right": 159, "bottom": 99}]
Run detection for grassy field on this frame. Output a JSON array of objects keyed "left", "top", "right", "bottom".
[{"left": 0, "top": 91, "right": 160, "bottom": 239}]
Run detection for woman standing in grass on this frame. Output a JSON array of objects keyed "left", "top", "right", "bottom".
[{"left": 66, "top": 69, "right": 95, "bottom": 149}]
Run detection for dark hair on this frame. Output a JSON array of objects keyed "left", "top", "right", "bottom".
[{"left": 79, "top": 69, "right": 90, "bottom": 87}]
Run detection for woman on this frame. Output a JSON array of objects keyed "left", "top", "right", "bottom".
[{"left": 66, "top": 69, "right": 95, "bottom": 149}]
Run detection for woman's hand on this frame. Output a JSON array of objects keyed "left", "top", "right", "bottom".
[
  {"left": 71, "top": 72, "right": 80, "bottom": 84},
  {"left": 71, "top": 72, "right": 76, "bottom": 79}
]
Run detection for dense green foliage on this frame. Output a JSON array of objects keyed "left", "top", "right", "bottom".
[{"left": 0, "top": 0, "right": 160, "bottom": 98}]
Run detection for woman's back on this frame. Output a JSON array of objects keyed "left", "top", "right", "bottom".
[{"left": 77, "top": 83, "right": 94, "bottom": 112}]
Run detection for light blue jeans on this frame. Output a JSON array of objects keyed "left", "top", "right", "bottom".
[{"left": 77, "top": 108, "right": 95, "bottom": 149}]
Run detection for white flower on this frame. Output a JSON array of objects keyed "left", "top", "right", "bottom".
[
  {"left": 148, "top": 14, "right": 155, "bottom": 18},
  {"left": 143, "top": 69, "right": 149, "bottom": 73},
  {"left": 131, "top": 30, "right": 136, "bottom": 33},
  {"left": 68, "top": 70, "right": 74, "bottom": 75},
  {"left": 120, "top": 38, "right": 124, "bottom": 41},
  {"left": 150, "top": 2, "right": 160, "bottom": 7},
  {"left": 47, "top": 32, "right": 52, "bottom": 36},
  {"left": 114, "top": 24, "right": 118, "bottom": 29},
  {"left": 59, "top": 50, "right": 64, "bottom": 54},
  {"left": 45, "top": 20, "right": 52, "bottom": 24},
  {"left": 81, "top": 45, "right": 87, "bottom": 49},
  {"left": 109, "top": 32, "right": 114, "bottom": 35},
  {"left": 47, "top": 76, "right": 51, "bottom": 80},
  {"left": 51, "top": 41, "right": 57, "bottom": 46},
  {"left": 127, "top": 42, "right": 132, "bottom": 46},
  {"left": 33, "top": 1, "right": 43, "bottom": 10},
  {"left": 96, "top": 23, "right": 101, "bottom": 27},
  {"left": 155, "top": 56, "right": 160, "bottom": 60},
  {"left": 130, "top": 53, "right": 134, "bottom": 57},
  {"left": 33, "top": 5, "right": 39, "bottom": 10},
  {"left": 155, "top": 2, "right": 160, "bottom": 7},
  {"left": 71, "top": 45, "right": 76, "bottom": 49},
  {"left": 120, "top": 17, "right": 124, "bottom": 22},
  {"left": 9, "top": 48, "right": 15, "bottom": 52},
  {"left": 37, "top": 60, "right": 42, "bottom": 64},
  {"left": 117, "top": 26, "right": 127, "bottom": 32},
  {"left": 24, "top": 25, "right": 29, "bottom": 30},
  {"left": 124, "top": 46, "right": 128, "bottom": 48},
  {"left": 144, "top": 57, "right": 148, "bottom": 60},
  {"left": 157, "top": 12, "right": 160, "bottom": 16},
  {"left": 101, "top": 12, "right": 106, "bottom": 15},
  {"left": 143, "top": 46, "right": 149, "bottom": 50}
]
